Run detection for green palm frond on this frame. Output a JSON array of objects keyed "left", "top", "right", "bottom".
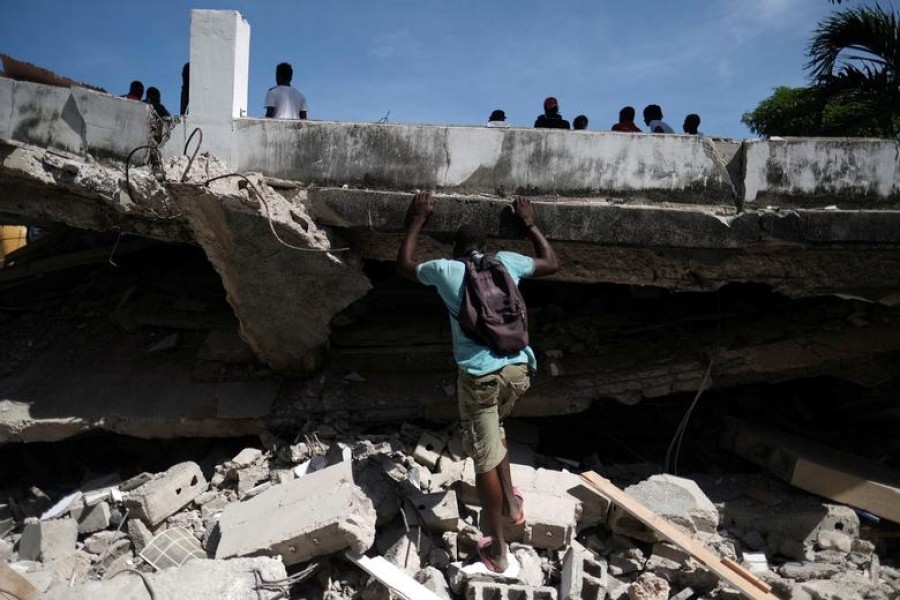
[{"left": 806, "top": 4, "right": 900, "bottom": 83}]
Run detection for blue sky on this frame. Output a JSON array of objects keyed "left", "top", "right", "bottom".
[{"left": 1, "top": 0, "right": 888, "bottom": 138}]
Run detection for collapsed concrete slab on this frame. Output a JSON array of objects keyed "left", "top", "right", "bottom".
[
  {"left": 215, "top": 461, "right": 376, "bottom": 565},
  {"left": 743, "top": 138, "right": 900, "bottom": 209},
  {"left": 168, "top": 172, "right": 371, "bottom": 372}
]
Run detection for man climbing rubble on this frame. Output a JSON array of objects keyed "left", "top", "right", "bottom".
[{"left": 396, "top": 191, "right": 559, "bottom": 573}]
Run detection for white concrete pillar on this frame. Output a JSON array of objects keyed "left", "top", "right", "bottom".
[{"left": 188, "top": 9, "right": 250, "bottom": 162}]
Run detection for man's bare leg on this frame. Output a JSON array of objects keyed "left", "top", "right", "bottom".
[
  {"left": 496, "top": 452, "right": 523, "bottom": 522},
  {"left": 475, "top": 465, "right": 509, "bottom": 571}
]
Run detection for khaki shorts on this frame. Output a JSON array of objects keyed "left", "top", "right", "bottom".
[{"left": 458, "top": 363, "right": 531, "bottom": 474}]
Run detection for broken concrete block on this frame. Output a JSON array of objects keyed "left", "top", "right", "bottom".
[
  {"left": 71, "top": 501, "right": 111, "bottom": 534},
  {"left": 404, "top": 490, "right": 460, "bottom": 533},
  {"left": 119, "top": 472, "right": 153, "bottom": 492},
  {"left": 561, "top": 541, "right": 607, "bottom": 600},
  {"left": 414, "top": 566, "right": 453, "bottom": 600},
  {"left": 513, "top": 491, "right": 580, "bottom": 550},
  {"left": 96, "top": 538, "right": 132, "bottom": 570},
  {"left": 125, "top": 462, "right": 207, "bottom": 526},
  {"left": 231, "top": 463, "right": 271, "bottom": 498},
  {"left": 609, "top": 475, "right": 718, "bottom": 542},
  {"left": 19, "top": 519, "right": 77, "bottom": 562},
  {"left": 126, "top": 519, "right": 154, "bottom": 556},
  {"left": 816, "top": 529, "right": 852, "bottom": 553},
  {"left": 48, "top": 556, "right": 287, "bottom": 600},
  {"left": 82, "top": 530, "right": 127, "bottom": 555},
  {"left": 413, "top": 431, "right": 447, "bottom": 471},
  {"left": 199, "top": 494, "right": 230, "bottom": 521},
  {"left": 215, "top": 461, "right": 376, "bottom": 566},
  {"left": 608, "top": 547, "right": 645, "bottom": 576},
  {"left": 779, "top": 562, "right": 842, "bottom": 581},
  {"left": 607, "top": 575, "right": 630, "bottom": 600},
  {"left": 512, "top": 543, "right": 544, "bottom": 588},
  {"left": 231, "top": 447, "right": 263, "bottom": 467},
  {"left": 465, "top": 580, "right": 558, "bottom": 600},
  {"left": 379, "top": 526, "right": 431, "bottom": 576},
  {"left": 626, "top": 572, "right": 669, "bottom": 600}
]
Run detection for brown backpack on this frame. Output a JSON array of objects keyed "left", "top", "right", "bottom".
[{"left": 458, "top": 254, "right": 529, "bottom": 355}]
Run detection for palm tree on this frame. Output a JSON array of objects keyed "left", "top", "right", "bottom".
[{"left": 806, "top": 4, "right": 900, "bottom": 137}]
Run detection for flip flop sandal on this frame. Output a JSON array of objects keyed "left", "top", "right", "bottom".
[
  {"left": 508, "top": 486, "right": 526, "bottom": 526},
  {"left": 476, "top": 536, "right": 504, "bottom": 574}
]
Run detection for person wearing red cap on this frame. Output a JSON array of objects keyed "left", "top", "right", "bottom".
[{"left": 534, "top": 97, "right": 571, "bottom": 129}]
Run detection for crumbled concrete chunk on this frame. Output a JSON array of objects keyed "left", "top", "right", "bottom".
[
  {"left": 627, "top": 572, "right": 669, "bottom": 600},
  {"left": 215, "top": 461, "right": 376, "bottom": 565},
  {"left": 125, "top": 462, "right": 207, "bottom": 526},
  {"left": 610, "top": 475, "right": 718, "bottom": 542},
  {"left": 19, "top": 519, "right": 77, "bottom": 562}
]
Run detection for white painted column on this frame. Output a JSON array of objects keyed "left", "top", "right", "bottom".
[{"left": 187, "top": 9, "right": 250, "bottom": 163}]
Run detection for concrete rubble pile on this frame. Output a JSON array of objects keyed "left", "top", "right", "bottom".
[{"left": 0, "top": 420, "right": 897, "bottom": 599}]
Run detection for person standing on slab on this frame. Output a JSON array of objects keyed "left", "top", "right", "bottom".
[
  {"left": 396, "top": 192, "right": 559, "bottom": 573},
  {"left": 264, "top": 62, "right": 308, "bottom": 119}
]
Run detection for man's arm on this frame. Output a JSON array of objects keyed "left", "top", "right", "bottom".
[
  {"left": 513, "top": 197, "right": 559, "bottom": 277},
  {"left": 396, "top": 191, "right": 435, "bottom": 281}
]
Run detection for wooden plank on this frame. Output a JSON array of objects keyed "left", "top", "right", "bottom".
[
  {"left": 345, "top": 553, "right": 442, "bottom": 600},
  {"left": 792, "top": 458, "right": 900, "bottom": 524},
  {"left": 725, "top": 419, "right": 900, "bottom": 524},
  {"left": 721, "top": 557, "right": 773, "bottom": 594},
  {"left": 579, "top": 472, "right": 778, "bottom": 600},
  {"left": 0, "top": 562, "right": 40, "bottom": 600}
]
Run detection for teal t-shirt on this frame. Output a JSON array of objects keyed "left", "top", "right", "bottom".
[{"left": 416, "top": 251, "right": 537, "bottom": 376}]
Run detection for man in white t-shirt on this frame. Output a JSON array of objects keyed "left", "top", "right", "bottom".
[
  {"left": 264, "top": 63, "right": 308, "bottom": 120},
  {"left": 642, "top": 104, "right": 674, "bottom": 133}
]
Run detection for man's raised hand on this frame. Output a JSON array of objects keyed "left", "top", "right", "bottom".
[
  {"left": 512, "top": 197, "right": 536, "bottom": 228},
  {"left": 411, "top": 190, "right": 435, "bottom": 221}
]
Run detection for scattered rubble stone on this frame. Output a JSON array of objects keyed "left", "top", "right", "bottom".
[
  {"left": 1, "top": 419, "right": 897, "bottom": 599},
  {"left": 71, "top": 501, "right": 111, "bottom": 534},
  {"left": 609, "top": 475, "right": 718, "bottom": 542},
  {"left": 626, "top": 572, "right": 669, "bottom": 600},
  {"left": 49, "top": 556, "right": 287, "bottom": 599}
]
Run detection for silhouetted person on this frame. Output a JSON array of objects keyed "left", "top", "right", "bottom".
[
  {"left": 487, "top": 109, "right": 510, "bottom": 128},
  {"left": 122, "top": 81, "right": 144, "bottom": 101},
  {"left": 144, "top": 87, "right": 171, "bottom": 118},
  {"left": 265, "top": 62, "right": 308, "bottom": 119},
  {"left": 612, "top": 106, "right": 642, "bottom": 132},
  {"left": 534, "top": 97, "right": 570, "bottom": 129},
  {"left": 643, "top": 104, "right": 674, "bottom": 133},
  {"left": 180, "top": 62, "right": 190, "bottom": 116},
  {"left": 573, "top": 115, "right": 588, "bottom": 130},
  {"left": 683, "top": 113, "right": 701, "bottom": 135}
]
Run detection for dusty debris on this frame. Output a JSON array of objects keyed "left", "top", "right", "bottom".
[{"left": 0, "top": 420, "right": 897, "bottom": 599}]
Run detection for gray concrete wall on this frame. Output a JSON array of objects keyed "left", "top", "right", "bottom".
[
  {"left": 744, "top": 138, "right": 900, "bottom": 208},
  {"left": 232, "top": 119, "right": 737, "bottom": 207},
  {"left": 0, "top": 77, "right": 151, "bottom": 160}
]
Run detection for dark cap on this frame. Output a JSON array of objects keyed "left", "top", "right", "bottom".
[
  {"left": 489, "top": 109, "right": 506, "bottom": 122},
  {"left": 543, "top": 96, "right": 559, "bottom": 111}
]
